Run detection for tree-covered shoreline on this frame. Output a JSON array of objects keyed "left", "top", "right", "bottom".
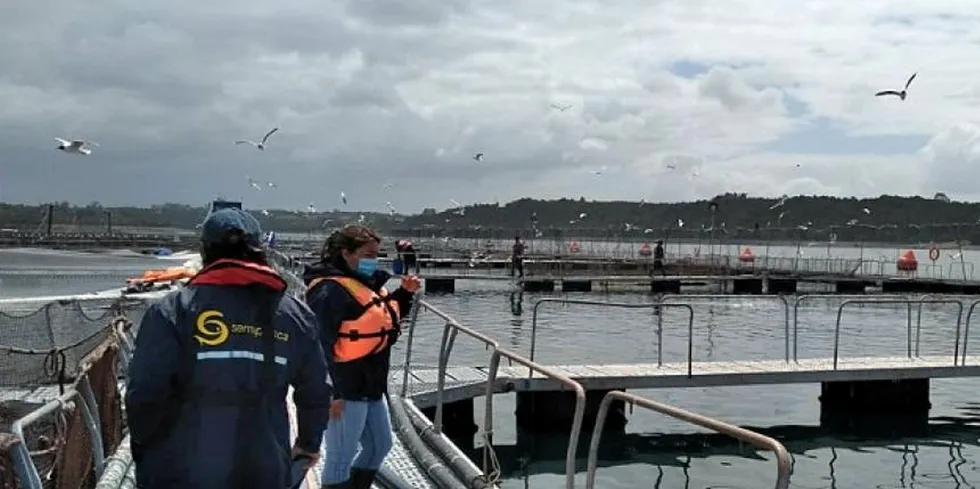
[{"left": 2, "top": 194, "right": 978, "bottom": 245}]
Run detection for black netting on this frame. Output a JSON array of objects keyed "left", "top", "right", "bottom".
[{"left": 0, "top": 299, "right": 150, "bottom": 387}]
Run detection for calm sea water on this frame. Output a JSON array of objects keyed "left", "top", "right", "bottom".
[{"left": 4, "top": 248, "right": 980, "bottom": 488}]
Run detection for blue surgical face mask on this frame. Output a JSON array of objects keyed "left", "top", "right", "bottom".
[{"left": 356, "top": 258, "right": 379, "bottom": 277}]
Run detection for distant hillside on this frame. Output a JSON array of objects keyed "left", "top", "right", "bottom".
[
  {"left": 0, "top": 202, "right": 397, "bottom": 236},
  {"left": 392, "top": 194, "right": 980, "bottom": 244},
  {"left": 1, "top": 194, "right": 978, "bottom": 244}
]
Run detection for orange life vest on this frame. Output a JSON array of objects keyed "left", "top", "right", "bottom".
[{"left": 307, "top": 276, "right": 401, "bottom": 363}]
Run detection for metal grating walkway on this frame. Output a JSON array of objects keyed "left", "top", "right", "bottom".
[{"left": 286, "top": 388, "right": 436, "bottom": 489}]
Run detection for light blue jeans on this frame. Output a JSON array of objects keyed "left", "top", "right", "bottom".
[{"left": 320, "top": 399, "right": 394, "bottom": 485}]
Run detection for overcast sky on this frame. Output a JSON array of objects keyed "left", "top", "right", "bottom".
[{"left": 1, "top": 1, "right": 978, "bottom": 214}]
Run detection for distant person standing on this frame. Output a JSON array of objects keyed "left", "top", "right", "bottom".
[
  {"left": 511, "top": 236, "right": 525, "bottom": 278},
  {"left": 652, "top": 240, "right": 666, "bottom": 276},
  {"left": 398, "top": 240, "right": 420, "bottom": 274}
]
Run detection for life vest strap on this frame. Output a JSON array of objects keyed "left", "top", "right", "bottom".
[{"left": 337, "top": 329, "right": 392, "bottom": 341}]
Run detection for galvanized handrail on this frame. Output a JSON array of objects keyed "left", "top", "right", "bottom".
[
  {"left": 426, "top": 300, "right": 500, "bottom": 433},
  {"left": 484, "top": 348, "right": 584, "bottom": 489},
  {"left": 394, "top": 295, "right": 587, "bottom": 486},
  {"left": 658, "top": 294, "right": 792, "bottom": 361},
  {"left": 833, "top": 298, "right": 965, "bottom": 369},
  {"left": 948, "top": 261, "right": 975, "bottom": 281},
  {"left": 585, "top": 391, "right": 792, "bottom": 489},
  {"left": 530, "top": 298, "right": 694, "bottom": 371},
  {"left": 793, "top": 294, "right": 931, "bottom": 362},
  {"left": 11, "top": 374, "right": 107, "bottom": 488},
  {"left": 399, "top": 293, "right": 429, "bottom": 397},
  {"left": 958, "top": 298, "right": 980, "bottom": 365}
]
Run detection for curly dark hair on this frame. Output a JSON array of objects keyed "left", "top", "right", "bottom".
[{"left": 321, "top": 225, "right": 381, "bottom": 261}]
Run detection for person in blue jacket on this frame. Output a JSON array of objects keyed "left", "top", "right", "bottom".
[
  {"left": 303, "top": 225, "right": 420, "bottom": 489},
  {"left": 125, "top": 208, "right": 332, "bottom": 489}
]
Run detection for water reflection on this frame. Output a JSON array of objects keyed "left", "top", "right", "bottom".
[
  {"left": 509, "top": 290, "right": 523, "bottom": 349},
  {"left": 465, "top": 420, "right": 980, "bottom": 488}
]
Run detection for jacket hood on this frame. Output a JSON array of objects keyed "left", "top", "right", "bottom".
[{"left": 302, "top": 259, "right": 392, "bottom": 291}]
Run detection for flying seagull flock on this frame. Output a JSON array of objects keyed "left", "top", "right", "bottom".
[
  {"left": 53, "top": 70, "right": 921, "bottom": 159},
  {"left": 48, "top": 73, "right": 941, "bottom": 235}
]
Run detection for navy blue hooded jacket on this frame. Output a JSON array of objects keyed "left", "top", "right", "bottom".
[
  {"left": 125, "top": 259, "right": 332, "bottom": 489},
  {"left": 303, "top": 260, "right": 413, "bottom": 401}
]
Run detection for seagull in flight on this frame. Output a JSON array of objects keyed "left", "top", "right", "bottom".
[
  {"left": 769, "top": 195, "right": 788, "bottom": 210},
  {"left": 54, "top": 138, "right": 98, "bottom": 155},
  {"left": 473, "top": 152, "right": 484, "bottom": 163},
  {"left": 550, "top": 103, "right": 572, "bottom": 112},
  {"left": 875, "top": 73, "right": 917, "bottom": 101},
  {"left": 246, "top": 175, "right": 262, "bottom": 190},
  {"left": 235, "top": 127, "right": 279, "bottom": 150}
]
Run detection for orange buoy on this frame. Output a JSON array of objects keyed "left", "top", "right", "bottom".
[
  {"left": 738, "top": 247, "right": 755, "bottom": 263},
  {"left": 569, "top": 241, "right": 580, "bottom": 253},
  {"left": 897, "top": 250, "right": 918, "bottom": 272},
  {"left": 638, "top": 242, "right": 652, "bottom": 257}
]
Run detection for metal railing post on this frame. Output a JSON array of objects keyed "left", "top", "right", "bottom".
[
  {"left": 415, "top": 300, "right": 499, "bottom": 435},
  {"left": 399, "top": 292, "right": 424, "bottom": 397},
  {"left": 793, "top": 294, "right": 939, "bottom": 363},
  {"left": 78, "top": 375, "right": 107, "bottom": 478},
  {"left": 531, "top": 298, "right": 692, "bottom": 368},
  {"left": 585, "top": 391, "right": 792, "bottom": 489},
  {"left": 484, "top": 349, "right": 584, "bottom": 489},
  {"left": 11, "top": 381, "right": 106, "bottom": 489},
  {"left": 959, "top": 298, "right": 980, "bottom": 365},
  {"left": 833, "top": 298, "right": 964, "bottom": 369},
  {"left": 659, "top": 294, "right": 791, "bottom": 363}
]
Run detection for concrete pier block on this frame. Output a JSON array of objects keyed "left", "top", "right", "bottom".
[
  {"left": 819, "top": 378, "right": 930, "bottom": 434},
  {"left": 881, "top": 280, "right": 924, "bottom": 294},
  {"left": 732, "top": 278, "right": 764, "bottom": 295},
  {"left": 561, "top": 280, "right": 593, "bottom": 292},
  {"left": 420, "top": 399, "right": 478, "bottom": 451},
  {"left": 516, "top": 390, "right": 628, "bottom": 434},
  {"left": 424, "top": 278, "right": 456, "bottom": 294},
  {"left": 767, "top": 278, "right": 797, "bottom": 294},
  {"left": 650, "top": 279, "right": 681, "bottom": 294},
  {"left": 835, "top": 280, "right": 866, "bottom": 294},
  {"left": 522, "top": 280, "right": 556, "bottom": 292},
  {"left": 820, "top": 378, "right": 930, "bottom": 415}
]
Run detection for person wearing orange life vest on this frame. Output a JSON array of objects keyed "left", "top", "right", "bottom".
[{"left": 302, "top": 225, "right": 421, "bottom": 489}]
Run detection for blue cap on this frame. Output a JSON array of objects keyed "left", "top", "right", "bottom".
[{"left": 201, "top": 208, "right": 263, "bottom": 247}]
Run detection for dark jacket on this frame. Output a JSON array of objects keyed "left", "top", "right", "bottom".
[
  {"left": 302, "top": 260, "right": 414, "bottom": 401},
  {"left": 125, "top": 259, "right": 332, "bottom": 489}
]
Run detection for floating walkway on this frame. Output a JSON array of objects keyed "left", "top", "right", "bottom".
[
  {"left": 417, "top": 272, "right": 980, "bottom": 294},
  {"left": 394, "top": 355, "right": 979, "bottom": 409}
]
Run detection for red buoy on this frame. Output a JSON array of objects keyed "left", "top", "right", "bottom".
[
  {"left": 639, "top": 242, "right": 652, "bottom": 257},
  {"left": 897, "top": 250, "right": 918, "bottom": 272},
  {"left": 738, "top": 248, "right": 755, "bottom": 263}
]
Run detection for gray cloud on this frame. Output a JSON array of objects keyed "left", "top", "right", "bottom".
[{"left": 4, "top": 1, "right": 980, "bottom": 213}]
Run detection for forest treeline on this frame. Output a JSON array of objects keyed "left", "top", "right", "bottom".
[{"left": 1, "top": 194, "right": 979, "bottom": 244}]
